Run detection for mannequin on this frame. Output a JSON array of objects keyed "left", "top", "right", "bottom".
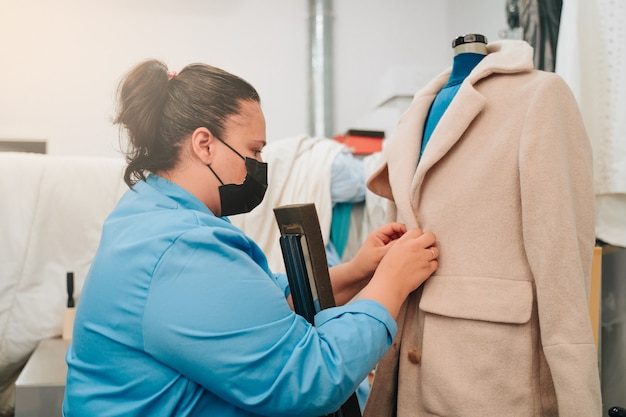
[
  {"left": 421, "top": 34, "right": 487, "bottom": 157},
  {"left": 365, "top": 37, "right": 602, "bottom": 417}
]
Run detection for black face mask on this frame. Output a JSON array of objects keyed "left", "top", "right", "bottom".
[{"left": 207, "top": 138, "right": 268, "bottom": 217}]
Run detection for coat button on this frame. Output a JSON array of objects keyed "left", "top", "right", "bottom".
[{"left": 407, "top": 348, "right": 421, "bottom": 364}]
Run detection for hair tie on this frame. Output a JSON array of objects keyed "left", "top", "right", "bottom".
[{"left": 167, "top": 70, "right": 178, "bottom": 81}]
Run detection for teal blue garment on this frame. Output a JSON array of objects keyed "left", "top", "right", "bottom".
[
  {"left": 63, "top": 174, "right": 396, "bottom": 417},
  {"left": 420, "top": 52, "right": 486, "bottom": 157},
  {"left": 330, "top": 202, "right": 353, "bottom": 260},
  {"left": 327, "top": 151, "right": 366, "bottom": 262}
]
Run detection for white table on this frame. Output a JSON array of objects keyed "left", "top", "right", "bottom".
[{"left": 15, "top": 338, "right": 70, "bottom": 417}]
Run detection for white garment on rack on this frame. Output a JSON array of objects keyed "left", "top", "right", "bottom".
[
  {"left": 340, "top": 152, "right": 389, "bottom": 263},
  {"left": 556, "top": 0, "right": 626, "bottom": 247},
  {"left": 229, "top": 135, "right": 345, "bottom": 274},
  {"left": 0, "top": 152, "right": 127, "bottom": 414}
]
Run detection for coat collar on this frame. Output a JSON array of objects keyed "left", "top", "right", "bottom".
[{"left": 367, "top": 40, "right": 534, "bottom": 221}]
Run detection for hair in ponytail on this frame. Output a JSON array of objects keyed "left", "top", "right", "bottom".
[{"left": 114, "top": 59, "right": 260, "bottom": 187}]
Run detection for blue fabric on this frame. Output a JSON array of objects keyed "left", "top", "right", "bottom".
[
  {"left": 327, "top": 150, "right": 365, "bottom": 262},
  {"left": 63, "top": 174, "right": 396, "bottom": 417},
  {"left": 421, "top": 53, "right": 486, "bottom": 157},
  {"left": 325, "top": 240, "right": 342, "bottom": 267},
  {"left": 330, "top": 150, "right": 366, "bottom": 204},
  {"left": 330, "top": 202, "right": 353, "bottom": 260}
]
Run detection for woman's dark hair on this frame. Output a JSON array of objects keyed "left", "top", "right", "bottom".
[{"left": 114, "top": 59, "right": 260, "bottom": 187}]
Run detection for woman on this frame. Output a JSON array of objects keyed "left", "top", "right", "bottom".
[{"left": 63, "top": 59, "right": 438, "bottom": 417}]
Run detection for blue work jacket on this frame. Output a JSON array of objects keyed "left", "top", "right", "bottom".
[{"left": 63, "top": 174, "right": 396, "bottom": 417}]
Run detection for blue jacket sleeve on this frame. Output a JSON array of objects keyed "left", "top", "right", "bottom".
[{"left": 142, "top": 226, "right": 396, "bottom": 417}]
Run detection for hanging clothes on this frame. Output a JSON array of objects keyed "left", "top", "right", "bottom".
[
  {"left": 519, "top": 0, "right": 563, "bottom": 71},
  {"left": 556, "top": 0, "right": 626, "bottom": 248},
  {"left": 229, "top": 135, "right": 345, "bottom": 274}
]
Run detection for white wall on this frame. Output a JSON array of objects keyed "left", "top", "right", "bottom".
[
  {"left": 335, "top": 0, "right": 507, "bottom": 139},
  {"left": 447, "top": 0, "right": 510, "bottom": 47},
  {"left": 0, "top": 0, "right": 505, "bottom": 158}
]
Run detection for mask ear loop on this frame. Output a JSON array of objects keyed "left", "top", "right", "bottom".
[
  {"left": 207, "top": 164, "right": 225, "bottom": 185},
  {"left": 206, "top": 135, "right": 247, "bottom": 185},
  {"left": 215, "top": 136, "right": 246, "bottom": 161}
]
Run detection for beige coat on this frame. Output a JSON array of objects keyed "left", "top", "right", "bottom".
[{"left": 364, "top": 40, "right": 602, "bottom": 417}]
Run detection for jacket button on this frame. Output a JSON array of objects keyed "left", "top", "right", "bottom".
[{"left": 407, "top": 348, "right": 421, "bottom": 364}]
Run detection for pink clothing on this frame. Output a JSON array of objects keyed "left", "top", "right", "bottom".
[{"left": 365, "top": 40, "right": 601, "bottom": 417}]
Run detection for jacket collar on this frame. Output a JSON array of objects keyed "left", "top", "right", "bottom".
[{"left": 368, "top": 40, "right": 534, "bottom": 220}]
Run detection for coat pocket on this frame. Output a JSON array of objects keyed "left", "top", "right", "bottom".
[{"left": 418, "top": 275, "right": 535, "bottom": 416}]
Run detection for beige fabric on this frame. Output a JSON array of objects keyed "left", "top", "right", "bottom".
[
  {"left": 0, "top": 152, "right": 126, "bottom": 415},
  {"left": 364, "top": 40, "right": 601, "bottom": 417},
  {"left": 229, "top": 135, "right": 345, "bottom": 274}
]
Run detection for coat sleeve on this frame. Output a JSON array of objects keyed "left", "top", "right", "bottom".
[{"left": 518, "top": 73, "right": 602, "bottom": 417}]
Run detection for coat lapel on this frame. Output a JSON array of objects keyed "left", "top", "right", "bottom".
[
  {"left": 383, "top": 71, "right": 448, "bottom": 228},
  {"left": 410, "top": 85, "right": 486, "bottom": 200},
  {"left": 386, "top": 70, "right": 487, "bottom": 222}
]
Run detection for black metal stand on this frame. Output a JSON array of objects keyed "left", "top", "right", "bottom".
[{"left": 274, "top": 203, "right": 362, "bottom": 417}]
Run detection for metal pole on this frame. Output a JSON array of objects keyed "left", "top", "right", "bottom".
[{"left": 308, "top": 0, "right": 334, "bottom": 138}]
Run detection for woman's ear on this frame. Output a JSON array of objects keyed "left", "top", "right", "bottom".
[{"left": 190, "top": 127, "right": 215, "bottom": 164}]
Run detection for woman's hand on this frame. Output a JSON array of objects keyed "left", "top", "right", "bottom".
[
  {"left": 358, "top": 227, "right": 438, "bottom": 319},
  {"left": 329, "top": 223, "right": 437, "bottom": 306},
  {"left": 348, "top": 222, "right": 408, "bottom": 281}
]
